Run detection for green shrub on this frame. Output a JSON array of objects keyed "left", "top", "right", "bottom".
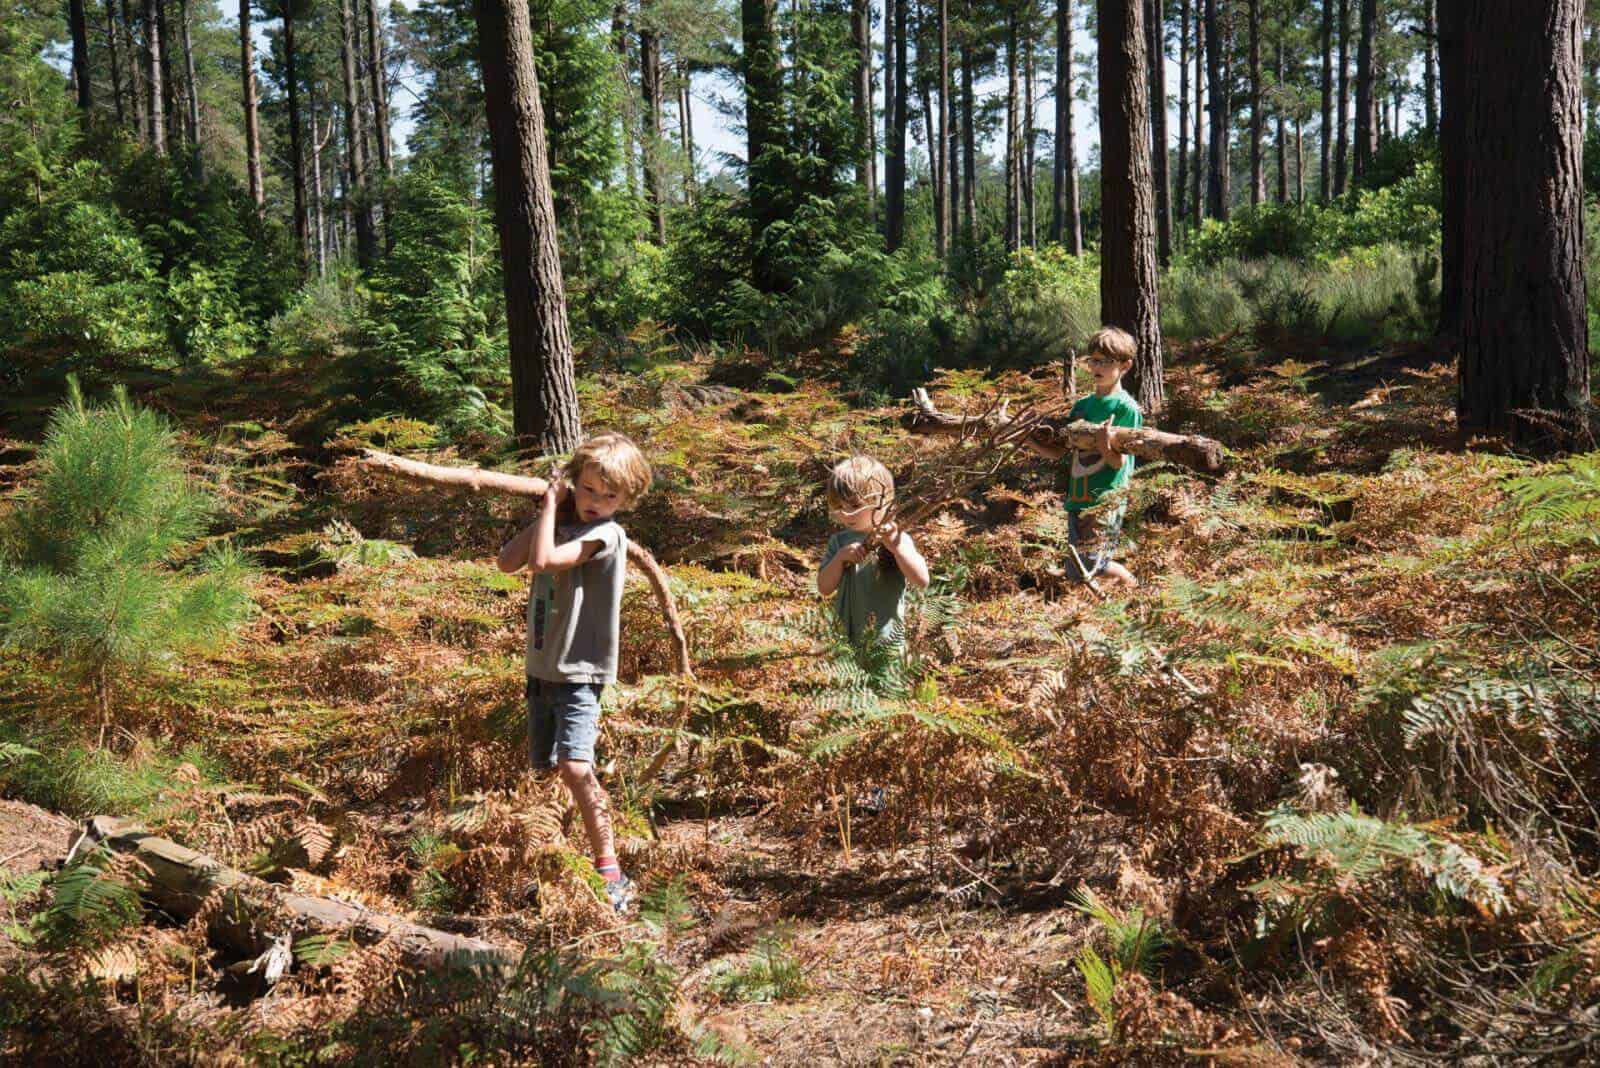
[
  {"left": 966, "top": 245, "right": 1099, "bottom": 368},
  {"left": 0, "top": 380, "right": 253, "bottom": 724}
]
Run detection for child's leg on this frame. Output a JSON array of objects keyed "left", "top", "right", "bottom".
[
  {"left": 1066, "top": 508, "right": 1129, "bottom": 586},
  {"left": 526, "top": 678, "right": 558, "bottom": 773},
  {"left": 557, "top": 759, "right": 617, "bottom": 863},
  {"left": 548, "top": 683, "right": 626, "bottom": 882}
]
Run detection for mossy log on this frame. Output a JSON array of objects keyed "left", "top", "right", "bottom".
[
  {"left": 81, "top": 816, "right": 519, "bottom": 974},
  {"left": 900, "top": 388, "right": 1226, "bottom": 474}
]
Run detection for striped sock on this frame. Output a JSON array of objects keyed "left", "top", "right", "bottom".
[{"left": 595, "top": 856, "right": 624, "bottom": 882}]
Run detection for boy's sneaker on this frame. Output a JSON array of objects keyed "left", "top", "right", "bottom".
[{"left": 604, "top": 875, "right": 636, "bottom": 915}]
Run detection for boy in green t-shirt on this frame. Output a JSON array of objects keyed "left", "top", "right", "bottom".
[{"left": 1028, "top": 326, "right": 1143, "bottom": 588}]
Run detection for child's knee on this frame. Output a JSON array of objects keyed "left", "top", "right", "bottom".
[{"left": 557, "top": 759, "right": 592, "bottom": 787}]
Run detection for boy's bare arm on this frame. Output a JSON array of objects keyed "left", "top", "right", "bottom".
[
  {"left": 1024, "top": 436, "right": 1068, "bottom": 460},
  {"left": 526, "top": 481, "right": 606, "bottom": 573},
  {"left": 882, "top": 525, "right": 931, "bottom": 589},
  {"left": 497, "top": 520, "right": 537, "bottom": 573},
  {"left": 818, "top": 541, "right": 869, "bottom": 595}
]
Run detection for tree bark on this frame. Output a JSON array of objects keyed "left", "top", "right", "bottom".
[
  {"left": 179, "top": 0, "right": 201, "bottom": 171},
  {"left": 81, "top": 817, "right": 521, "bottom": 974},
  {"left": 1437, "top": 0, "right": 1462, "bottom": 338},
  {"left": 1005, "top": 8, "right": 1021, "bottom": 252},
  {"left": 903, "top": 391, "right": 1220, "bottom": 470},
  {"left": 1099, "top": 0, "right": 1165, "bottom": 412},
  {"left": 852, "top": 0, "right": 873, "bottom": 192},
  {"left": 887, "top": 0, "right": 909, "bottom": 250},
  {"left": 122, "top": 0, "right": 146, "bottom": 140},
  {"left": 1422, "top": 0, "right": 1436, "bottom": 135},
  {"left": 310, "top": 76, "right": 326, "bottom": 273},
  {"left": 1334, "top": 0, "right": 1348, "bottom": 194},
  {"left": 144, "top": 0, "right": 166, "bottom": 154},
  {"left": 679, "top": 64, "right": 696, "bottom": 200},
  {"left": 1455, "top": 0, "right": 1590, "bottom": 446},
  {"left": 1353, "top": 0, "right": 1375, "bottom": 184},
  {"left": 938, "top": 0, "right": 951, "bottom": 255},
  {"left": 884, "top": 0, "right": 896, "bottom": 233},
  {"left": 1275, "top": 41, "right": 1287, "bottom": 202},
  {"left": 1295, "top": 112, "right": 1304, "bottom": 201},
  {"left": 743, "top": 0, "right": 783, "bottom": 290},
  {"left": 962, "top": 3, "right": 978, "bottom": 244},
  {"left": 640, "top": 1, "right": 667, "bottom": 244},
  {"left": 475, "top": 0, "right": 583, "bottom": 454},
  {"left": 283, "top": 4, "right": 307, "bottom": 270},
  {"left": 1320, "top": 0, "right": 1332, "bottom": 200},
  {"left": 1023, "top": 25, "right": 1037, "bottom": 247},
  {"left": 1191, "top": 0, "right": 1203, "bottom": 220},
  {"left": 613, "top": 5, "right": 636, "bottom": 196},
  {"left": 340, "top": 0, "right": 377, "bottom": 267},
  {"left": 240, "top": 0, "right": 264, "bottom": 206},
  {"left": 1176, "top": 0, "right": 1189, "bottom": 226},
  {"left": 1248, "top": 0, "right": 1262, "bottom": 206},
  {"left": 69, "top": 0, "right": 93, "bottom": 111},
  {"left": 159, "top": 0, "right": 179, "bottom": 149},
  {"left": 365, "top": 0, "right": 393, "bottom": 176},
  {"left": 1147, "top": 0, "right": 1170, "bottom": 265},
  {"left": 1203, "top": 0, "right": 1226, "bottom": 219},
  {"left": 106, "top": 0, "right": 125, "bottom": 124}
]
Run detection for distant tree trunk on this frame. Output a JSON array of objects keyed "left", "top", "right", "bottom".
[
  {"left": 105, "top": 0, "right": 124, "bottom": 124},
  {"left": 1192, "top": 2, "right": 1203, "bottom": 220},
  {"left": 475, "top": 0, "right": 583, "bottom": 454},
  {"left": 1334, "top": 0, "right": 1348, "bottom": 193},
  {"left": 1275, "top": 42, "right": 1287, "bottom": 202},
  {"left": 309, "top": 77, "right": 327, "bottom": 273},
  {"left": 852, "top": 0, "right": 872, "bottom": 191},
  {"left": 1221, "top": 10, "right": 1233, "bottom": 209},
  {"left": 122, "top": 0, "right": 146, "bottom": 140},
  {"left": 743, "top": 0, "right": 783, "bottom": 290},
  {"left": 921, "top": 70, "right": 944, "bottom": 252},
  {"left": 158, "top": 0, "right": 178, "bottom": 149},
  {"left": 1320, "top": 0, "right": 1331, "bottom": 199},
  {"left": 69, "top": 0, "right": 93, "bottom": 111},
  {"left": 178, "top": 0, "right": 200, "bottom": 169},
  {"left": 1053, "top": 0, "right": 1071, "bottom": 242},
  {"left": 1203, "top": 0, "right": 1226, "bottom": 218},
  {"left": 679, "top": 64, "right": 696, "bottom": 199},
  {"left": 284, "top": 4, "right": 306, "bottom": 269},
  {"left": 962, "top": 7, "right": 977, "bottom": 243},
  {"left": 938, "top": 0, "right": 951, "bottom": 254},
  {"left": 240, "top": 0, "right": 263, "bottom": 206},
  {"left": 1295, "top": 113, "right": 1304, "bottom": 200},
  {"left": 1437, "top": 0, "right": 1463, "bottom": 338},
  {"left": 1004, "top": 8, "right": 1020, "bottom": 252},
  {"left": 365, "top": 0, "right": 392, "bottom": 175},
  {"left": 1422, "top": 0, "right": 1436, "bottom": 135},
  {"left": 144, "top": 0, "right": 166, "bottom": 154},
  {"left": 884, "top": 0, "right": 896, "bottom": 234},
  {"left": 1147, "top": 0, "right": 1171, "bottom": 266},
  {"left": 612, "top": 6, "right": 636, "bottom": 195},
  {"left": 640, "top": 3, "right": 666, "bottom": 244},
  {"left": 888, "top": 0, "right": 908, "bottom": 250},
  {"left": 1353, "top": 0, "right": 1375, "bottom": 184},
  {"left": 1176, "top": 0, "right": 1189, "bottom": 226},
  {"left": 1024, "top": 27, "right": 1037, "bottom": 247},
  {"left": 1099, "top": 0, "right": 1164, "bottom": 411},
  {"left": 1456, "top": 0, "right": 1589, "bottom": 446},
  {"left": 340, "top": 0, "right": 376, "bottom": 266},
  {"left": 1248, "top": 0, "right": 1262, "bottom": 205}
]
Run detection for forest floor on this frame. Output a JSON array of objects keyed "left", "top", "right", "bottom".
[{"left": 1, "top": 332, "right": 1596, "bottom": 1065}]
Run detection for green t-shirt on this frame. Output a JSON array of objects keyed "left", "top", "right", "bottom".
[
  {"left": 1063, "top": 388, "right": 1143, "bottom": 512},
  {"left": 821, "top": 531, "right": 907, "bottom": 644}
]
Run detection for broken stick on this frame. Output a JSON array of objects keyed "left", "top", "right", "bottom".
[{"left": 901, "top": 388, "right": 1226, "bottom": 474}]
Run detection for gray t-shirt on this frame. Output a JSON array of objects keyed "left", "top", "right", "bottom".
[
  {"left": 526, "top": 519, "right": 627, "bottom": 684},
  {"left": 821, "top": 530, "right": 907, "bottom": 644}
]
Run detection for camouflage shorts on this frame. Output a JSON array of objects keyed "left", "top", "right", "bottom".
[{"left": 1064, "top": 507, "right": 1125, "bottom": 582}]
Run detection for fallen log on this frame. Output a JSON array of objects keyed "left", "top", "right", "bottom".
[
  {"left": 901, "top": 388, "right": 1226, "bottom": 474},
  {"left": 355, "top": 448, "right": 691, "bottom": 679},
  {"left": 81, "top": 816, "right": 519, "bottom": 974}
]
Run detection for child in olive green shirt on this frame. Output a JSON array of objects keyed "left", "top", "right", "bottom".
[
  {"left": 1029, "top": 326, "right": 1143, "bottom": 588},
  {"left": 817, "top": 456, "right": 931, "bottom": 643}
]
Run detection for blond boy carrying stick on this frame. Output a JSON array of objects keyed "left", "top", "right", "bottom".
[{"left": 817, "top": 456, "right": 931, "bottom": 643}]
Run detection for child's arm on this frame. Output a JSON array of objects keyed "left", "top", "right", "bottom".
[
  {"left": 1094, "top": 416, "right": 1126, "bottom": 471},
  {"left": 496, "top": 518, "right": 537, "bottom": 573},
  {"left": 818, "top": 539, "right": 870, "bottom": 595},
  {"left": 496, "top": 483, "right": 606, "bottom": 574},
  {"left": 1023, "top": 433, "right": 1068, "bottom": 460},
  {"left": 880, "top": 524, "right": 931, "bottom": 590}
]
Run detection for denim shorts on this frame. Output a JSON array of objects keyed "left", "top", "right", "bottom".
[
  {"left": 526, "top": 677, "right": 604, "bottom": 770},
  {"left": 1064, "top": 507, "right": 1125, "bottom": 582}
]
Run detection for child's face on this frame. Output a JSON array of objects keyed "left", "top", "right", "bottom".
[
  {"left": 829, "top": 497, "right": 886, "bottom": 533},
  {"left": 1085, "top": 352, "right": 1134, "bottom": 393},
  {"left": 572, "top": 464, "right": 626, "bottom": 523}
]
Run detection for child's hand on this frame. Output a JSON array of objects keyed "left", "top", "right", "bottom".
[
  {"left": 543, "top": 479, "right": 569, "bottom": 506},
  {"left": 1094, "top": 416, "right": 1118, "bottom": 458},
  {"left": 839, "top": 541, "right": 871, "bottom": 566}
]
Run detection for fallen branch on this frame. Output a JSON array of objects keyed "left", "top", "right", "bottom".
[
  {"left": 356, "top": 449, "right": 691, "bottom": 679},
  {"left": 81, "top": 816, "right": 519, "bottom": 974},
  {"left": 901, "top": 388, "right": 1226, "bottom": 474}
]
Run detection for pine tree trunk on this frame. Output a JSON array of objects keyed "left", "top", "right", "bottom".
[
  {"left": 743, "top": 0, "right": 783, "bottom": 290},
  {"left": 240, "top": 0, "right": 263, "bottom": 206},
  {"left": 1004, "top": 10, "right": 1017, "bottom": 254},
  {"left": 1024, "top": 27, "right": 1037, "bottom": 247},
  {"left": 310, "top": 78, "right": 327, "bottom": 274},
  {"left": 640, "top": 2, "right": 666, "bottom": 244},
  {"left": 938, "top": 0, "right": 951, "bottom": 255},
  {"left": 613, "top": 6, "right": 636, "bottom": 196},
  {"left": 159, "top": 0, "right": 179, "bottom": 149},
  {"left": 1248, "top": 0, "right": 1262, "bottom": 205},
  {"left": 123, "top": 0, "right": 146, "bottom": 140},
  {"left": 1295, "top": 113, "right": 1304, "bottom": 200},
  {"left": 1053, "top": 0, "right": 1070, "bottom": 242},
  {"left": 1147, "top": 0, "right": 1170, "bottom": 266},
  {"left": 366, "top": 0, "right": 392, "bottom": 175},
  {"left": 852, "top": 0, "right": 872, "bottom": 190},
  {"left": 1320, "top": 0, "right": 1332, "bottom": 200},
  {"left": 1437, "top": 0, "right": 1462, "bottom": 338},
  {"left": 1353, "top": 0, "right": 1374, "bottom": 184},
  {"left": 1334, "top": 0, "right": 1348, "bottom": 194},
  {"left": 962, "top": 10, "right": 977, "bottom": 244},
  {"left": 884, "top": 0, "right": 896, "bottom": 234},
  {"left": 1191, "top": 2, "right": 1203, "bottom": 221},
  {"left": 1275, "top": 42, "right": 1287, "bottom": 202},
  {"left": 179, "top": 0, "right": 201, "bottom": 171},
  {"left": 340, "top": 0, "right": 376, "bottom": 266},
  {"left": 1176, "top": 0, "right": 1189, "bottom": 226},
  {"left": 1203, "top": 0, "right": 1226, "bottom": 219},
  {"left": 145, "top": 0, "right": 166, "bottom": 154},
  {"left": 106, "top": 0, "right": 125, "bottom": 124},
  {"left": 69, "top": 0, "right": 93, "bottom": 110},
  {"left": 679, "top": 64, "right": 696, "bottom": 200},
  {"left": 475, "top": 0, "right": 583, "bottom": 454},
  {"left": 1221, "top": 10, "right": 1233, "bottom": 209},
  {"left": 1099, "top": 0, "right": 1165, "bottom": 412},
  {"left": 1456, "top": 0, "right": 1590, "bottom": 447},
  {"left": 1422, "top": 0, "right": 1436, "bottom": 135},
  {"left": 888, "top": 0, "right": 908, "bottom": 250}
]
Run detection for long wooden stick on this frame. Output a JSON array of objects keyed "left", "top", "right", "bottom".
[
  {"left": 356, "top": 449, "right": 691, "bottom": 679},
  {"left": 901, "top": 388, "right": 1226, "bottom": 473}
]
